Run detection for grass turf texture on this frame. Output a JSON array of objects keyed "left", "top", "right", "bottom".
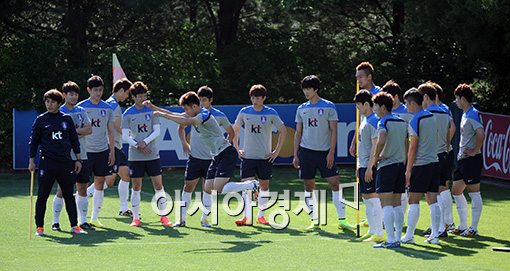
[{"left": 1, "top": 166, "right": 509, "bottom": 270}]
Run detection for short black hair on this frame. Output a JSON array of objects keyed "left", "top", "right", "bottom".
[
  {"left": 354, "top": 89, "right": 373, "bottom": 107},
  {"left": 62, "top": 81, "right": 80, "bottom": 94},
  {"left": 301, "top": 75, "right": 320, "bottom": 92},
  {"left": 372, "top": 92, "right": 394, "bottom": 112},
  {"left": 404, "top": 87, "right": 423, "bottom": 106},
  {"left": 417, "top": 83, "right": 436, "bottom": 101},
  {"left": 356, "top": 62, "right": 374, "bottom": 76},
  {"left": 113, "top": 78, "right": 133, "bottom": 93},
  {"left": 129, "top": 81, "right": 148, "bottom": 97},
  {"left": 87, "top": 75, "right": 104, "bottom": 88},
  {"left": 430, "top": 82, "right": 444, "bottom": 100},
  {"left": 249, "top": 84, "right": 267, "bottom": 97},
  {"left": 197, "top": 86, "right": 213, "bottom": 100},
  {"left": 454, "top": 83, "right": 475, "bottom": 103},
  {"left": 44, "top": 89, "right": 64, "bottom": 104},
  {"left": 382, "top": 80, "right": 401, "bottom": 97},
  {"left": 179, "top": 91, "right": 200, "bottom": 107}
]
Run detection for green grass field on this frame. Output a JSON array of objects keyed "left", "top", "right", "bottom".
[{"left": 1, "top": 166, "right": 509, "bottom": 271}]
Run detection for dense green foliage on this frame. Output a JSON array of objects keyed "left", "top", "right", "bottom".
[{"left": 2, "top": 0, "right": 509, "bottom": 169}]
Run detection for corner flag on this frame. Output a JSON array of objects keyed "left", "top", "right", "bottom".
[{"left": 112, "top": 53, "right": 127, "bottom": 82}]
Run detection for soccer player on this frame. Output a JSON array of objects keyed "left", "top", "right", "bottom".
[
  {"left": 28, "top": 89, "right": 86, "bottom": 236},
  {"left": 381, "top": 80, "right": 412, "bottom": 220},
  {"left": 353, "top": 90, "right": 383, "bottom": 242},
  {"left": 293, "top": 75, "right": 355, "bottom": 231},
  {"left": 51, "top": 81, "right": 94, "bottom": 231},
  {"left": 432, "top": 82, "right": 456, "bottom": 231},
  {"left": 420, "top": 82, "right": 452, "bottom": 238},
  {"left": 400, "top": 87, "right": 441, "bottom": 245},
  {"left": 371, "top": 92, "right": 407, "bottom": 248},
  {"left": 121, "top": 81, "right": 172, "bottom": 227},
  {"left": 146, "top": 91, "right": 259, "bottom": 228},
  {"left": 450, "top": 84, "right": 484, "bottom": 237},
  {"left": 175, "top": 86, "right": 234, "bottom": 227},
  {"left": 77, "top": 75, "right": 115, "bottom": 227},
  {"left": 233, "top": 84, "right": 287, "bottom": 226},
  {"left": 105, "top": 78, "right": 133, "bottom": 217}
]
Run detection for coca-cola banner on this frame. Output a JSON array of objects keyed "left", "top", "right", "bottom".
[{"left": 481, "top": 112, "right": 510, "bottom": 180}]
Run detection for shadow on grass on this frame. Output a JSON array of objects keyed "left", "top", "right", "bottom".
[
  {"left": 44, "top": 226, "right": 143, "bottom": 247},
  {"left": 183, "top": 240, "right": 272, "bottom": 254},
  {"left": 186, "top": 225, "right": 261, "bottom": 239}
]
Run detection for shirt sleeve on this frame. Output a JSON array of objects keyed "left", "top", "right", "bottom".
[
  {"left": 234, "top": 112, "right": 244, "bottom": 127},
  {"left": 327, "top": 107, "right": 339, "bottom": 121},
  {"left": 29, "top": 117, "right": 41, "bottom": 158},
  {"left": 295, "top": 109, "right": 302, "bottom": 123},
  {"left": 121, "top": 112, "right": 129, "bottom": 129},
  {"left": 66, "top": 115, "right": 81, "bottom": 155},
  {"left": 468, "top": 114, "right": 483, "bottom": 131},
  {"left": 409, "top": 117, "right": 419, "bottom": 137},
  {"left": 272, "top": 113, "right": 284, "bottom": 127}
]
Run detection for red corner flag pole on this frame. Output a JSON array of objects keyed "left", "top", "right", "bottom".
[{"left": 355, "top": 82, "right": 361, "bottom": 238}]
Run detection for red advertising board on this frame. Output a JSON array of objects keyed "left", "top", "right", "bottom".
[{"left": 481, "top": 112, "right": 510, "bottom": 180}]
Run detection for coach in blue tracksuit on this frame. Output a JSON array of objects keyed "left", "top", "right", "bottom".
[{"left": 28, "top": 89, "right": 83, "bottom": 236}]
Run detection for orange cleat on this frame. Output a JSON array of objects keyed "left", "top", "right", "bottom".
[
  {"left": 257, "top": 216, "right": 270, "bottom": 225},
  {"left": 160, "top": 216, "right": 173, "bottom": 227},
  {"left": 235, "top": 216, "right": 252, "bottom": 226}
]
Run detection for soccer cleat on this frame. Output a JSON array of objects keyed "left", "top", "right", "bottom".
[
  {"left": 257, "top": 216, "right": 270, "bottom": 225},
  {"left": 160, "top": 216, "right": 173, "bottom": 227},
  {"left": 460, "top": 227, "right": 478, "bottom": 237},
  {"left": 356, "top": 232, "right": 372, "bottom": 241},
  {"left": 400, "top": 236, "right": 415, "bottom": 244},
  {"left": 35, "top": 227, "right": 44, "bottom": 237},
  {"left": 79, "top": 222, "right": 96, "bottom": 231},
  {"left": 422, "top": 227, "right": 432, "bottom": 236},
  {"left": 201, "top": 219, "right": 212, "bottom": 228},
  {"left": 438, "top": 230, "right": 448, "bottom": 238},
  {"left": 89, "top": 219, "right": 104, "bottom": 228},
  {"left": 449, "top": 227, "right": 467, "bottom": 235},
  {"left": 338, "top": 219, "right": 356, "bottom": 231},
  {"left": 446, "top": 222, "right": 455, "bottom": 231},
  {"left": 425, "top": 236, "right": 440, "bottom": 244},
  {"left": 119, "top": 210, "right": 133, "bottom": 217},
  {"left": 235, "top": 216, "right": 252, "bottom": 226},
  {"left": 71, "top": 226, "right": 87, "bottom": 235},
  {"left": 364, "top": 235, "right": 384, "bottom": 243},
  {"left": 130, "top": 218, "right": 141, "bottom": 227},
  {"left": 173, "top": 221, "right": 186, "bottom": 228},
  {"left": 373, "top": 241, "right": 400, "bottom": 248},
  {"left": 51, "top": 223, "right": 61, "bottom": 231},
  {"left": 305, "top": 221, "right": 320, "bottom": 232},
  {"left": 359, "top": 219, "right": 369, "bottom": 227}
]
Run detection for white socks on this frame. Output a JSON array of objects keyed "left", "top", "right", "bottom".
[
  {"left": 118, "top": 180, "right": 130, "bottom": 212},
  {"left": 393, "top": 205, "right": 404, "bottom": 242},
  {"left": 404, "top": 204, "right": 420, "bottom": 240},
  {"left": 87, "top": 182, "right": 108, "bottom": 197},
  {"left": 155, "top": 189, "right": 167, "bottom": 216},
  {"left": 75, "top": 195, "right": 88, "bottom": 225},
  {"left": 468, "top": 192, "right": 483, "bottom": 231},
  {"left": 201, "top": 192, "right": 211, "bottom": 220},
  {"left": 91, "top": 189, "right": 104, "bottom": 221},
  {"left": 181, "top": 191, "right": 192, "bottom": 222},
  {"left": 131, "top": 189, "right": 141, "bottom": 220},
  {"left": 305, "top": 191, "right": 318, "bottom": 221},
  {"left": 430, "top": 202, "right": 441, "bottom": 238},
  {"left": 221, "top": 180, "right": 256, "bottom": 194},
  {"left": 258, "top": 189, "right": 270, "bottom": 218},
  {"left": 332, "top": 190, "right": 346, "bottom": 219},
  {"left": 440, "top": 189, "right": 454, "bottom": 225},
  {"left": 369, "top": 197, "right": 383, "bottom": 236},
  {"left": 52, "top": 195, "right": 63, "bottom": 224},
  {"left": 454, "top": 194, "right": 469, "bottom": 229},
  {"left": 383, "top": 206, "right": 396, "bottom": 243},
  {"left": 437, "top": 194, "right": 446, "bottom": 233},
  {"left": 242, "top": 191, "right": 252, "bottom": 220},
  {"left": 401, "top": 193, "right": 408, "bottom": 218},
  {"left": 363, "top": 198, "right": 373, "bottom": 234}
]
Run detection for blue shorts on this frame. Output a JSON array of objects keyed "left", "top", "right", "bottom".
[
  {"left": 409, "top": 162, "right": 440, "bottom": 193},
  {"left": 185, "top": 156, "right": 212, "bottom": 181},
  {"left": 75, "top": 159, "right": 91, "bottom": 183},
  {"left": 129, "top": 159, "right": 162, "bottom": 178},
  {"left": 112, "top": 147, "right": 128, "bottom": 173},
  {"left": 87, "top": 150, "right": 113, "bottom": 177},
  {"left": 376, "top": 163, "right": 405, "bottom": 194},
  {"left": 358, "top": 167, "right": 376, "bottom": 194},
  {"left": 437, "top": 152, "right": 450, "bottom": 186},
  {"left": 298, "top": 147, "right": 338, "bottom": 180},
  {"left": 206, "top": 146, "right": 236, "bottom": 179},
  {"left": 241, "top": 159, "right": 272, "bottom": 180},
  {"left": 454, "top": 154, "right": 483, "bottom": 185}
]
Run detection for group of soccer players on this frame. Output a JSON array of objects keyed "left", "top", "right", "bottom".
[
  {"left": 352, "top": 62, "right": 485, "bottom": 248},
  {"left": 29, "top": 61, "right": 485, "bottom": 249}
]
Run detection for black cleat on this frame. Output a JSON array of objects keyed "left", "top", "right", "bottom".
[
  {"left": 79, "top": 222, "right": 96, "bottom": 231},
  {"left": 119, "top": 210, "right": 133, "bottom": 217},
  {"left": 422, "top": 227, "right": 431, "bottom": 236},
  {"left": 51, "top": 223, "right": 61, "bottom": 231},
  {"left": 438, "top": 230, "right": 448, "bottom": 238}
]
